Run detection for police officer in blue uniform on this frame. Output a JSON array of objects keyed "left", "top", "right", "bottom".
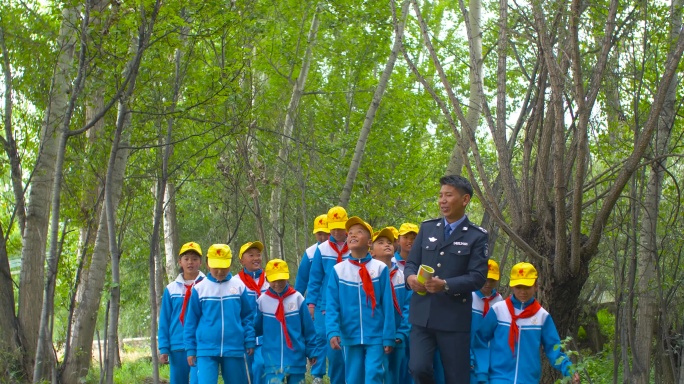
[{"left": 405, "top": 175, "right": 489, "bottom": 384}]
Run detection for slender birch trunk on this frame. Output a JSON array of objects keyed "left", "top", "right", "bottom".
[
  {"left": 0, "top": 19, "right": 30, "bottom": 381},
  {"left": 268, "top": 3, "right": 322, "bottom": 260},
  {"left": 633, "top": 1, "right": 680, "bottom": 381},
  {"left": 338, "top": 0, "right": 410, "bottom": 207},
  {"left": 163, "top": 183, "right": 179, "bottom": 279},
  {"left": 446, "top": 0, "right": 481, "bottom": 176},
  {"left": 18, "top": 6, "right": 79, "bottom": 370}
]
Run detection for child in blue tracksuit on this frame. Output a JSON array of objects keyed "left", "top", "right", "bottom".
[
  {"left": 184, "top": 244, "right": 256, "bottom": 384},
  {"left": 370, "top": 227, "right": 411, "bottom": 384},
  {"left": 470, "top": 259, "right": 504, "bottom": 383},
  {"left": 256, "top": 258, "right": 320, "bottom": 384},
  {"left": 294, "top": 214, "right": 330, "bottom": 295},
  {"left": 473, "top": 262, "right": 580, "bottom": 384},
  {"left": 293, "top": 214, "right": 329, "bottom": 382},
  {"left": 158, "top": 242, "right": 205, "bottom": 384},
  {"left": 326, "top": 216, "right": 396, "bottom": 384},
  {"left": 234, "top": 241, "right": 269, "bottom": 384},
  {"left": 306, "top": 206, "right": 351, "bottom": 384}
]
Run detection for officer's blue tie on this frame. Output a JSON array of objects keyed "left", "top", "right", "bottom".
[{"left": 445, "top": 224, "right": 453, "bottom": 239}]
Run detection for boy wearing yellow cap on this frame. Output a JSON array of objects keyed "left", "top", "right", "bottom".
[
  {"left": 326, "top": 217, "right": 396, "bottom": 384},
  {"left": 392, "top": 223, "right": 418, "bottom": 274},
  {"left": 295, "top": 214, "right": 330, "bottom": 295},
  {"left": 370, "top": 228, "right": 411, "bottom": 384},
  {"left": 470, "top": 259, "right": 503, "bottom": 383},
  {"left": 293, "top": 214, "right": 329, "bottom": 381},
  {"left": 158, "top": 242, "right": 205, "bottom": 384},
  {"left": 255, "top": 259, "right": 320, "bottom": 384},
  {"left": 183, "top": 244, "right": 256, "bottom": 383},
  {"left": 306, "top": 206, "right": 351, "bottom": 384},
  {"left": 233, "top": 241, "right": 270, "bottom": 384},
  {"left": 473, "top": 262, "right": 580, "bottom": 384}
]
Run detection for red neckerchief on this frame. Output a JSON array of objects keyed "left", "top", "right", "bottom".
[
  {"left": 482, "top": 292, "right": 501, "bottom": 317},
  {"left": 329, "top": 240, "right": 349, "bottom": 264},
  {"left": 240, "top": 269, "right": 265, "bottom": 297},
  {"left": 348, "top": 258, "right": 376, "bottom": 315},
  {"left": 505, "top": 296, "right": 541, "bottom": 355},
  {"left": 179, "top": 278, "right": 202, "bottom": 325},
  {"left": 389, "top": 268, "right": 402, "bottom": 316},
  {"left": 264, "top": 286, "right": 298, "bottom": 349}
]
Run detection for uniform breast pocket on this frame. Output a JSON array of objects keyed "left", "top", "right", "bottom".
[{"left": 441, "top": 246, "right": 471, "bottom": 271}]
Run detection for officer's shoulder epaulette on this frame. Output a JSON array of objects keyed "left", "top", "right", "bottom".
[
  {"left": 470, "top": 223, "right": 488, "bottom": 233},
  {"left": 422, "top": 217, "right": 440, "bottom": 223}
]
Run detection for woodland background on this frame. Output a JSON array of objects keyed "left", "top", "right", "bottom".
[{"left": 1, "top": 0, "right": 684, "bottom": 383}]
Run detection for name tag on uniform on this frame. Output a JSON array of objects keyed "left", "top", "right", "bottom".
[
  {"left": 454, "top": 242, "right": 469, "bottom": 246},
  {"left": 429, "top": 237, "right": 438, "bottom": 242}
]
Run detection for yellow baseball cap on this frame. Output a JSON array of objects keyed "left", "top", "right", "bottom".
[
  {"left": 372, "top": 227, "right": 396, "bottom": 243},
  {"left": 387, "top": 226, "right": 399, "bottom": 240},
  {"left": 207, "top": 244, "right": 232, "bottom": 269},
  {"left": 179, "top": 242, "right": 202, "bottom": 257},
  {"left": 327, "top": 206, "right": 349, "bottom": 230},
  {"left": 398, "top": 223, "right": 419, "bottom": 236},
  {"left": 487, "top": 259, "right": 500, "bottom": 280},
  {"left": 313, "top": 214, "right": 330, "bottom": 234},
  {"left": 345, "top": 216, "right": 373, "bottom": 236},
  {"left": 265, "top": 258, "right": 290, "bottom": 282},
  {"left": 509, "top": 262, "right": 537, "bottom": 287},
  {"left": 239, "top": 241, "right": 264, "bottom": 259}
]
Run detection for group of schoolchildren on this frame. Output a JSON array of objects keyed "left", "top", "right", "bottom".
[{"left": 158, "top": 206, "right": 580, "bottom": 383}]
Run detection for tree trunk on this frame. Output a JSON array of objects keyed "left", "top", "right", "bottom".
[
  {"left": 104, "top": 94, "right": 134, "bottom": 384},
  {"left": 633, "top": 1, "right": 679, "bottom": 379},
  {"left": 163, "top": 183, "right": 179, "bottom": 280},
  {"left": 60, "top": 10, "right": 158, "bottom": 378},
  {"left": 338, "top": 0, "right": 410, "bottom": 207},
  {"left": 268, "top": 3, "right": 322, "bottom": 260},
  {"left": 18, "top": 5, "right": 79, "bottom": 370},
  {"left": 0, "top": 22, "right": 26, "bottom": 236},
  {"left": 0, "top": 20, "right": 30, "bottom": 383},
  {"left": 446, "top": 0, "right": 481, "bottom": 177}
]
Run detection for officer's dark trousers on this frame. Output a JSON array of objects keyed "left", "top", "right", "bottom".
[{"left": 409, "top": 325, "right": 470, "bottom": 384}]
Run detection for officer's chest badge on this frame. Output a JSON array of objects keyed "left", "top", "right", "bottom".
[
  {"left": 428, "top": 237, "right": 438, "bottom": 242},
  {"left": 454, "top": 242, "right": 469, "bottom": 246}
]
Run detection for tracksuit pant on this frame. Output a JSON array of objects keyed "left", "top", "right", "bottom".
[
  {"left": 314, "top": 310, "right": 345, "bottom": 383},
  {"left": 168, "top": 350, "right": 198, "bottom": 384},
  {"left": 342, "top": 344, "right": 385, "bottom": 384},
  {"left": 196, "top": 356, "right": 250, "bottom": 383}
]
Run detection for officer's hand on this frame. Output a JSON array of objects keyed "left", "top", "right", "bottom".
[
  {"left": 159, "top": 353, "right": 169, "bottom": 364},
  {"left": 424, "top": 277, "right": 447, "bottom": 293},
  {"left": 407, "top": 275, "right": 427, "bottom": 293},
  {"left": 246, "top": 348, "right": 254, "bottom": 356},
  {"left": 308, "top": 304, "right": 315, "bottom": 320},
  {"left": 330, "top": 336, "right": 341, "bottom": 350},
  {"left": 384, "top": 346, "right": 393, "bottom": 354},
  {"left": 187, "top": 355, "right": 196, "bottom": 367}
]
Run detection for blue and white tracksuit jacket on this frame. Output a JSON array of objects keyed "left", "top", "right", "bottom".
[
  {"left": 391, "top": 265, "right": 411, "bottom": 345},
  {"left": 325, "top": 254, "right": 396, "bottom": 347},
  {"left": 255, "top": 285, "right": 320, "bottom": 375},
  {"left": 158, "top": 272, "right": 206, "bottom": 354},
  {"left": 305, "top": 238, "right": 351, "bottom": 310},
  {"left": 294, "top": 242, "right": 320, "bottom": 294},
  {"left": 233, "top": 268, "right": 270, "bottom": 306},
  {"left": 473, "top": 296, "right": 574, "bottom": 383},
  {"left": 183, "top": 273, "right": 256, "bottom": 358},
  {"left": 470, "top": 290, "right": 503, "bottom": 383},
  {"left": 391, "top": 251, "right": 406, "bottom": 274}
]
